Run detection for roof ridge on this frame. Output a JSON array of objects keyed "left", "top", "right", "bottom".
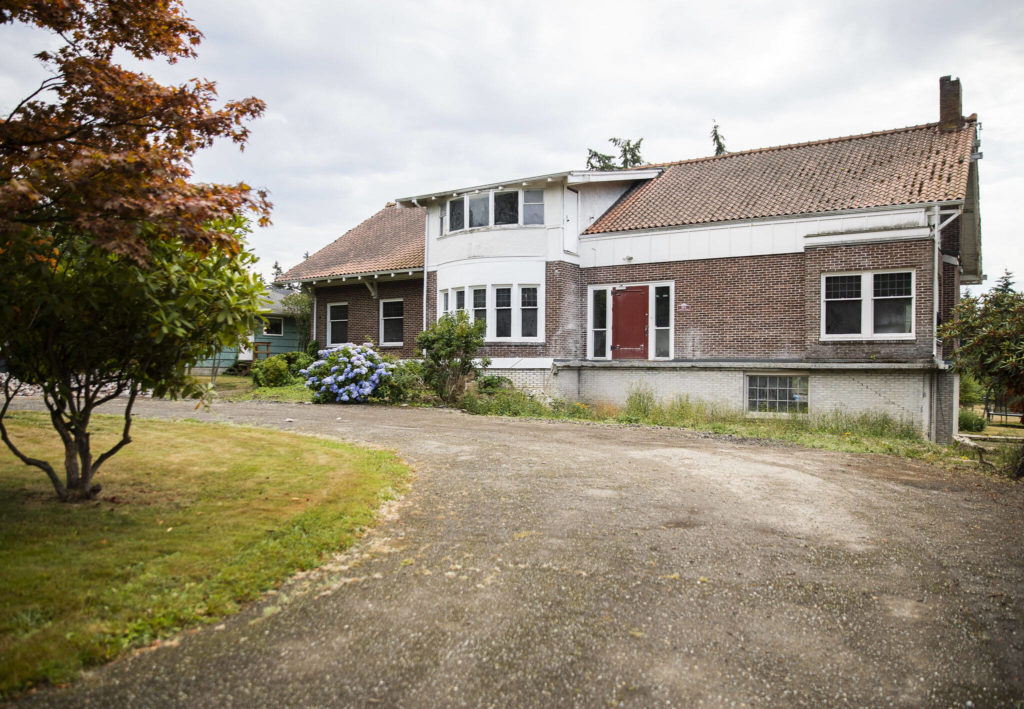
[{"left": 635, "top": 119, "right": 976, "bottom": 170}]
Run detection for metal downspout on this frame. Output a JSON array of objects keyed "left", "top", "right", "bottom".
[{"left": 414, "top": 199, "right": 429, "bottom": 333}]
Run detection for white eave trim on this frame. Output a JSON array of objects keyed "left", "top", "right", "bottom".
[
  {"left": 580, "top": 202, "right": 958, "bottom": 240},
  {"left": 395, "top": 168, "right": 662, "bottom": 205},
  {"left": 282, "top": 267, "right": 424, "bottom": 286},
  {"left": 566, "top": 169, "right": 662, "bottom": 185}
]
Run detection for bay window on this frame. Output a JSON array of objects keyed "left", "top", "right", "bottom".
[{"left": 445, "top": 188, "right": 545, "bottom": 233}]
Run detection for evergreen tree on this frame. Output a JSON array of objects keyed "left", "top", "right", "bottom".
[{"left": 711, "top": 120, "right": 728, "bottom": 156}]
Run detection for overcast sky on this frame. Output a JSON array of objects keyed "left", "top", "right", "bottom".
[{"left": 3, "top": 1, "right": 1022, "bottom": 289}]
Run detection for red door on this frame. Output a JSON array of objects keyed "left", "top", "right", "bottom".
[{"left": 611, "top": 286, "right": 648, "bottom": 359}]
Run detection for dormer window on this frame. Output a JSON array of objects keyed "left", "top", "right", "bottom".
[{"left": 446, "top": 189, "right": 544, "bottom": 233}]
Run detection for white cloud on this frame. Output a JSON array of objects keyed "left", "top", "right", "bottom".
[{"left": 2, "top": 0, "right": 1021, "bottom": 284}]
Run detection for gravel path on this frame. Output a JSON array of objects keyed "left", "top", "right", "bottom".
[{"left": 11, "top": 398, "right": 1024, "bottom": 707}]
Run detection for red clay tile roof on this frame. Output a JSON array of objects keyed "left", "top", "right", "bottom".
[
  {"left": 281, "top": 204, "right": 425, "bottom": 281},
  {"left": 585, "top": 121, "right": 977, "bottom": 235}
]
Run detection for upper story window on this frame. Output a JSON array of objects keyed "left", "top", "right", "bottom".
[
  {"left": 446, "top": 188, "right": 544, "bottom": 234},
  {"left": 821, "top": 270, "right": 914, "bottom": 340}
]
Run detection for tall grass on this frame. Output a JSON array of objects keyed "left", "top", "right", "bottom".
[{"left": 458, "top": 384, "right": 979, "bottom": 463}]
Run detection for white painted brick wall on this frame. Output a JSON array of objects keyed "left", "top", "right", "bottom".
[{"left": 486, "top": 365, "right": 935, "bottom": 439}]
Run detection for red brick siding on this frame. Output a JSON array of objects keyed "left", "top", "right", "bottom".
[
  {"left": 583, "top": 254, "right": 806, "bottom": 360},
  {"left": 313, "top": 278, "right": 423, "bottom": 358},
  {"left": 804, "top": 240, "right": 934, "bottom": 362}
]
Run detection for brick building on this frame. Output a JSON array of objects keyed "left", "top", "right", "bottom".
[{"left": 280, "top": 77, "right": 982, "bottom": 443}]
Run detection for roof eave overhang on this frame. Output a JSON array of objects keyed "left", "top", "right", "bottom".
[
  {"left": 582, "top": 201, "right": 961, "bottom": 238},
  {"left": 277, "top": 267, "right": 424, "bottom": 286},
  {"left": 395, "top": 168, "right": 662, "bottom": 206}
]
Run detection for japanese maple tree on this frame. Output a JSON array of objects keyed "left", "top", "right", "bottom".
[
  {"left": 0, "top": 1, "right": 272, "bottom": 500},
  {"left": 0, "top": 0, "right": 271, "bottom": 258}
]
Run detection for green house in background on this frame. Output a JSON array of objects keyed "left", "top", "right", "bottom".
[{"left": 194, "top": 286, "right": 301, "bottom": 375}]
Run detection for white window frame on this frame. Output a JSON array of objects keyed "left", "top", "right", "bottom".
[
  {"left": 471, "top": 286, "right": 487, "bottom": 325},
  {"left": 820, "top": 269, "right": 916, "bottom": 341},
  {"left": 444, "top": 188, "right": 545, "bottom": 234},
  {"left": 586, "top": 281, "right": 674, "bottom": 361},
  {"left": 263, "top": 316, "right": 284, "bottom": 337},
  {"left": 326, "top": 302, "right": 349, "bottom": 346},
  {"left": 745, "top": 373, "right": 810, "bottom": 416},
  {"left": 380, "top": 298, "right": 404, "bottom": 347},
  {"left": 437, "top": 284, "right": 544, "bottom": 342}
]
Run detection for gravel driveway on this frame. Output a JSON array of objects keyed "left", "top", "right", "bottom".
[{"left": 12, "top": 399, "right": 1024, "bottom": 707}]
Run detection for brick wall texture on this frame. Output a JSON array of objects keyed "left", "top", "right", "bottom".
[{"left": 313, "top": 277, "right": 423, "bottom": 358}]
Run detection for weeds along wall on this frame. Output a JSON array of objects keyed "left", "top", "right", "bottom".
[{"left": 487, "top": 364, "right": 954, "bottom": 442}]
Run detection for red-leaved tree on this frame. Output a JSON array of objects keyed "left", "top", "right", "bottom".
[{"left": 0, "top": 0, "right": 271, "bottom": 259}]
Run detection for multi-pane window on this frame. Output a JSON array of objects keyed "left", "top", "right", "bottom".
[
  {"left": 824, "top": 275, "right": 862, "bottom": 335},
  {"left": 521, "top": 287, "right": 538, "bottom": 338},
  {"left": 468, "top": 195, "right": 489, "bottom": 228},
  {"left": 654, "top": 286, "right": 670, "bottom": 357},
  {"left": 495, "top": 287, "right": 512, "bottom": 338},
  {"left": 747, "top": 375, "right": 809, "bottom": 414},
  {"left": 263, "top": 317, "right": 284, "bottom": 336},
  {"left": 523, "top": 189, "right": 544, "bottom": 225},
  {"left": 380, "top": 299, "right": 403, "bottom": 346},
  {"left": 327, "top": 303, "right": 348, "bottom": 345},
  {"left": 473, "top": 288, "right": 487, "bottom": 325},
  {"left": 592, "top": 289, "right": 607, "bottom": 358},
  {"left": 449, "top": 199, "right": 465, "bottom": 231},
  {"left": 445, "top": 189, "right": 544, "bottom": 232},
  {"left": 822, "top": 271, "right": 914, "bottom": 338},
  {"left": 439, "top": 285, "right": 541, "bottom": 340},
  {"left": 494, "top": 192, "right": 518, "bottom": 225},
  {"left": 873, "top": 272, "right": 913, "bottom": 334}
]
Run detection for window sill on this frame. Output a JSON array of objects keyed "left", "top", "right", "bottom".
[
  {"left": 819, "top": 334, "right": 916, "bottom": 342},
  {"left": 380, "top": 343, "right": 404, "bottom": 348},
  {"left": 441, "top": 224, "right": 545, "bottom": 239},
  {"left": 486, "top": 339, "right": 545, "bottom": 345}
]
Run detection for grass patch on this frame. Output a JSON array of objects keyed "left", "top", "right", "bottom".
[
  {"left": 0, "top": 412, "right": 408, "bottom": 699},
  {"left": 461, "top": 385, "right": 974, "bottom": 467},
  {"left": 192, "top": 374, "right": 313, "bottom": 403}
]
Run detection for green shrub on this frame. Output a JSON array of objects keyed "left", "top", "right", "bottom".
[
  {"left": 476, "top": 374, "right": 512, "bottom": 395},
  {"left": 251, "top": 355, "right": 293, "bottom": 388},
  {"left": 959, "top": 374, "right": 985, "bottom": 408},
  {"left": 279, "top": 351, "right": 313, "bottom": 377},
  {"left": 305, "top": 340, "right": 321, "bottom": 358},
  {"left": 461, "top": 388, "right": 547, "bottom": 417},
  {"left": 416, "top": 311, "right": 490, "bottom": 404},
  {"left": 372, "top": 359, "right": 432, "bottom": 403},
  {"left": 958, "top": 408, "right": 987, "bottom": 433}
]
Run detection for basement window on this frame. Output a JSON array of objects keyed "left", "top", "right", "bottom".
[{"left": 747, "top": 375, "right": 808, "bottom": 414}]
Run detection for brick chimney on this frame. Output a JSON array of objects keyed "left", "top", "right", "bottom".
[{"left": 939, "top": 75, "right": 962, "bottom": 132}]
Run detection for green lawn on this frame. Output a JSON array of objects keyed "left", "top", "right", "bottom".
[
  {"left": 0, "top": 412, "right": 408, "bottom": 698},
  {"left": 195, "top": 374, "right": 313, "bottom": 403}
]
